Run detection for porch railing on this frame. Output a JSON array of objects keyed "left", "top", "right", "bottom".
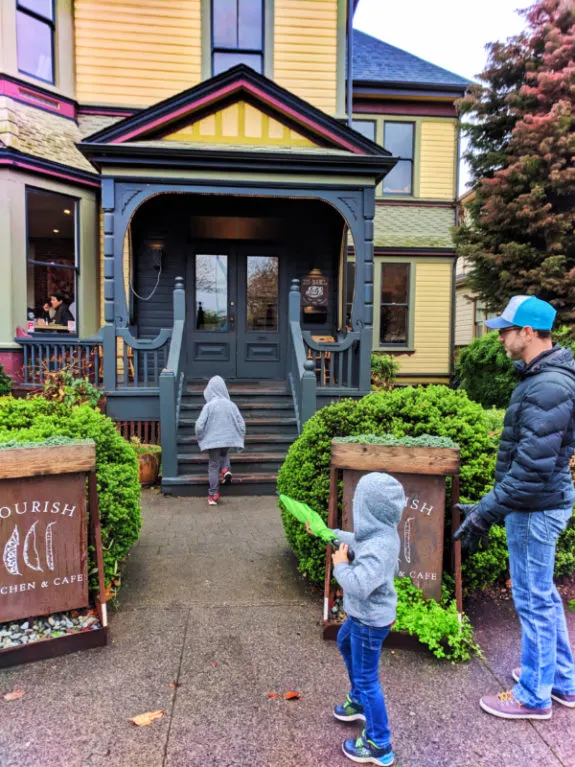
[
  {"left": 17, "top": 335, "right": 104, "bottom": 387},
  {"left": 302, "top": 331, "right": 361, "bottom": 390},
  {"left": 159, "top": 277, "right": 186, "bottom": 480},
  {"left": 115, "top": 328, "right": 172, "bottom": 390},
  {"left": 288, "top": 280, "right": 317, "bottom": 433}
]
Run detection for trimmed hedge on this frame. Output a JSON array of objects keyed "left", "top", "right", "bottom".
[{"left": 0, "top": 397, "right": 141, "bottom": 591}]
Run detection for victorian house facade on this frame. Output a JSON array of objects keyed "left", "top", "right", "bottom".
[{"left": 0, "top": 0, "right": 469, "bottom": 492}]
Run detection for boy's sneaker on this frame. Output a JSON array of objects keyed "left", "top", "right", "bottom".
[
  {"left": 333, "top": 695, "right": 366, "bottom": 723},
  {"left": 342, "top": 731, "right": 394, "bottom": 765},
  {"left": 208, "top": 493, "right": 220, "bottom": 506},
  {"left": 512, "top": 667, "right": 575, "bottom": 708},
  {"left": 480, "top": 690, "right": 551, "bottom": 719},
  {"left": 220, "top": 469, "right": 232, "bottom": 485}
]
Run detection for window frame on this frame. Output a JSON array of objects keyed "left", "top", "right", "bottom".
[
  {"left": 382, "top": 120, "right": 416, "bottom": 197},
  {"left": 373, "top": 257, "right": 416, "bottom": 351},
  {"left": 350, "top": 119, "right": 377, "bottom": 143},
  {"left": 25, "top": 186, "right": 80, "bottom": 335},
  {"left": 16, "top": 0, "right": 56, "bottom": 85},
  {"left": 211, "top": 0, "right": 265, "bottom": 76}
]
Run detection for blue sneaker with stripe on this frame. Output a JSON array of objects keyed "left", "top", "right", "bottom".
[
  {"left": 333, "top": 695, "right": 366, "bottom": 723},
  {"left": 342, "top": 730, "right": 395, "bottom": 765}
]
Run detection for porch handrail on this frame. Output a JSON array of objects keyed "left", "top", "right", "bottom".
[
  {"left": 302, "top": 330, "right": 361, "bottom": 390},
  {"left": 288, "top": 279, "right": 316, "bottom": 433},
  {"left": 115, "top": 327, "right": 172, "bottom": 390},
  {"left": 159, "top": 277, "right": 186, "bottom": 480}
]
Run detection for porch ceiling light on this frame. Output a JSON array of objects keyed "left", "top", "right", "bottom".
[
  {"left": 53, "top": 228, "right": 59, "bottom": 233},
  {"left": 63, "top": 209, "right": 71, "bottom": 215}
]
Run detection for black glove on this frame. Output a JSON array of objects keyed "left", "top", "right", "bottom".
[{"left": 453, "top": 503, "right": 491, "bottom": 554}]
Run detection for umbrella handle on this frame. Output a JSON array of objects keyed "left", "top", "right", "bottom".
[{"left": 331, "top": 539, "right": 355, "bottom": 563}]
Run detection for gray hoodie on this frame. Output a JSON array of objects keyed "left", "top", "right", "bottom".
[
  {"left": 195, "top": 376, "right": 246, "bottom": 452},
  {"left": 333, "top": 472, "right": 405, "bottom": 628}
]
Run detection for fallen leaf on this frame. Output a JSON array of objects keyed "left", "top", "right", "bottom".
[
  {"left": 285, "top": 691, "right": 301, "bottom": 700},
  {"left": 130, "top": 710, "right": 164, "bottom": 727},
  {"left": 169, "top": 681, "right": 181, "bottom": 689},
  {"left": 3, "top": 690, "right": 24, "bottom": 701},
  {"left": 267, "top": 692, "right": 281, "bottom": 699}
]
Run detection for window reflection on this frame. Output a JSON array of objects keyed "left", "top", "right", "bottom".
[
  {"left": 246, "top": 256, "right": 278, "bottom": 331},
  {"left": 195, "top": 254, "right": 228, "bottom": 331}
]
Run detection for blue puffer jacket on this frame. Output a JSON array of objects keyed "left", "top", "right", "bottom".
[{"left": 477, "top": 345, "right": 575, "bottom": 521}]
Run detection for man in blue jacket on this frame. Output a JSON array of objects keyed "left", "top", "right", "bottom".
[{"left": 455, "top": 295, "right": 575, "bottom": 720}]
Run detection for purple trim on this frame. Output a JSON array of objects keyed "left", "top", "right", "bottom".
[
  {"left": 112, "top": 80, "right": 363, "bottom": 153},
  {"left": 0, "top": 157, "right": 100, "bottom": 189},
  {"left": 376, "top": 200, "right": 454, "bottom": 208},
  {"left": 0, "top": 76, "right": 76, "bottom": 119},
  {"left": 79, "top": 107, "right": 138, "bottom": 118}
]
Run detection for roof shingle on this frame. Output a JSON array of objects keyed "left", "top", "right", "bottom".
[{"left": 353, "top": 29, "right": 472, "bottom": 90}]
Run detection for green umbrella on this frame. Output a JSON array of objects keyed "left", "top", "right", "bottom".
[{"left": 279, "top": 494, "right": 355, "bottom": 562}]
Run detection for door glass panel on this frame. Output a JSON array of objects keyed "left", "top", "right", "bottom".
[
  {"left": 195, "top": 254, "right": 228, "bottom": 331},
  {"left": 246, "top": 256, "right": 278, "bottom": 331}
]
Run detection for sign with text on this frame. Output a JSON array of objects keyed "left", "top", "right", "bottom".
[
  {"left": 301, "top": 274, "right": 329, "bottom": 308},
  {"left": 342, "top": 470, "right": 446, "bottom": 600},
  {"left": 0, "top": 473, "right": 89, "bottom": 623}
]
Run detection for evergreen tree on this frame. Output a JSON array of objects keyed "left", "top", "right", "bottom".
[{"left": 455, "top": 0, "right": 575, "bottom": 320}]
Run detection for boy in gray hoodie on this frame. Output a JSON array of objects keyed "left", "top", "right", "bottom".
[
  {"left": 330, "top": 472, "right": 405, "bottom": 766},
  {"left": 194, "top": 376, "right": 245, "bottom": 505}
]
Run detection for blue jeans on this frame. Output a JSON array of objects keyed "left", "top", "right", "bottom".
[
  {"left": 506, "top": 506, "right": 575, "bottom": 709},
  {"left": 207, "top": 448, "right": 230, "bottom": 496},
  {"left": 337, "top": 616, "right": 391, "bottom": 748}
]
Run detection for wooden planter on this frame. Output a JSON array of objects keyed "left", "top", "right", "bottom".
[
  {"left": 323, "top": 440, "right": 462, "bottom": 642},
  {"left": 0, "top": 442, "right": 108, "bottom": 667}
]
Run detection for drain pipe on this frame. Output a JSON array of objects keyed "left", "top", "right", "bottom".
[{"left": 347, "top": 0, "right": 354, "bottom": 127}]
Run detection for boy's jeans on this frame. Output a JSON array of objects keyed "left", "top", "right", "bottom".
[
  {"left": 506, "top": 506, "right": 575, "bottom": 709},
  {"left": 207, "top": 448, "right": 230, "bottom": 496},
  {"left": 337, "top": 616, "right": 391, "bottom": 748}
]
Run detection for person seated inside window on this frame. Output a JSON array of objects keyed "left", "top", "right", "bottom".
[
  {"left": 35, "top": 301, "right": 55, "bottom": 327},
  {"left": 49, "top": 293, "right": 74, "bottom": 326}
]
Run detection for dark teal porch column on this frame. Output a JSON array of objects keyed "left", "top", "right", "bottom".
[
  {"left": 359, "top": 187, "right": 375, "bottom": 392},
  {"left": 101, "top": 179, "right": 116, "bottom": 390}
]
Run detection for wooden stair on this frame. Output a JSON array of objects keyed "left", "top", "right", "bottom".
[{"left": 162, "top": 380, "right": 298, "bottom": 496}]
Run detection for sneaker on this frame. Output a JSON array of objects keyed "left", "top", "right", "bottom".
[
  {"left": 221, "top": 469, "right": 232, "bottom": 485},
  {"left": 512, "top": 667, "right": 575, "bottom": 708},
  {"left": 480, "top": 690, "right": 552, "bottom": 719},
  {"left": 342, "top": 731, "right": 394, "bottom": 765},
  {"left": 333, "top": 695, "right": 366, "bottom": 723},
  {"left": 208, "top": 493, "right": 220, "bottom": 506}
]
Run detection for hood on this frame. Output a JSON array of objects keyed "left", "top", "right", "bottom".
[
  {"left": 353, "top": 472, "right": 406, "bottom": 542},
  {"left": 203, "top": 375, "right": 231, "bottom": 402},
  {"left": 517, "top": 345, "right": 575, "bottom": 381}
]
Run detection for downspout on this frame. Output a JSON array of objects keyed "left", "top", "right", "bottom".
[{"left": 347, "top": 0, "right": 353, "bottom": 127}]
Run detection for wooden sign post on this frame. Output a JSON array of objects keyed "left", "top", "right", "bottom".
[
  {"left": 0, "top": 442, "right": 108, "bottom": 666},
  {"left": 323, "top": 439, "right": 462, "bottom": 641}
]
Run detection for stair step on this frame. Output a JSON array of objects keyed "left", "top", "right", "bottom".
[
  {"left": 162, "top": 473, "right": 278, "bottom": 496},
  {"left": 178, "top": 452, "right": 286, "bottom": 463},
  {"left": 177, "top": 434, "right": 294, "bottom": 445},
  {"left": 180, "top": 401, "right": 293, "bottom": 411},
  {"left": 179, "top": 417, "right": 297, "bottom": 427}
]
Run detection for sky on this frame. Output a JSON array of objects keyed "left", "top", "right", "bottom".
[{"left": 353, "top": 0, "right": 533, "bottom": 192}]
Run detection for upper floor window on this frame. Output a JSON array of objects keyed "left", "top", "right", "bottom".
[
  {"left": 16, "top": 0, "right": 55, "bottom": 84},
  {"left": 383, "top": 122, "right": 415, "bottom": 196},
  {"left": 351, "top": 120, "right": 376, "bottom": 142},
  {"left": 212, "top": 0, "right": 264, "bottom": 76}
]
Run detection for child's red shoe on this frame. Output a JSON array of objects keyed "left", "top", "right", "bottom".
[{"left": 208, "top": 493, "right": 220, "bottom": 506}]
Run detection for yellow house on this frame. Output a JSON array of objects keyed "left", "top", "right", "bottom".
[{"left": 0, "top": 0, "right": 469, "bottom": 492}]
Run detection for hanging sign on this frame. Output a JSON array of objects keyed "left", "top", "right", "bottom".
[{"left": 301, "top": 273, "right": 329, "bottom": 308}]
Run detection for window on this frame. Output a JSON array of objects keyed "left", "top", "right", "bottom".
[
  {"left": 474, "top": 300, "right": 498, "bottom": 338},
  {"left": 26, "top": 189, "right": 78, "bottom": 333},
  {"left": 379, "top": 263, "right": 410, "bottom": 346},
  {"left": 16, "top": 0, "right": 55, "bottom": 84},
  {"left": 383, "top": 122, "right": 415, "bottom": 195},
  {"left": 212, "top": 0, "right": 264, "bottom": 76},
  {"left": 351, "top": 120, "right": 376, "bottom": 142}
]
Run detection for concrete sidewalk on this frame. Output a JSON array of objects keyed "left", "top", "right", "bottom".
[{"left": 0, "top": 490, "right": 574, "bottom": 767}]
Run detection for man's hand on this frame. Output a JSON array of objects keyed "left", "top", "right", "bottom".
[
  {"left": 332, "top": 543, "right": 350, "bottom": 566},
  {"left": 453, "top": 504, "right": 491, "bottom": 554}
]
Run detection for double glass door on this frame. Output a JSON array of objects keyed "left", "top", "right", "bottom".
[{"left": 188, "top": 244, "right": 284, "bottom": 379}]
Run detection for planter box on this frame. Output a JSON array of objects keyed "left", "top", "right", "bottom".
[{"left": 323, "top": 439, "right": 462, "bottom": 641}]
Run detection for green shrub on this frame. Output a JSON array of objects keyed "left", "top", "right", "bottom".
[
  {"left": 455, "top": 332, "right": 517, "bottom": 408},
  {"left": 277, "top": 386, "right": 497, "bottom": 586},
  {"left": 0, "top": 363, "right": 12, "bottom": 395},
  {"left": 370, "top": 353, "right": 399, "bottom": 391},
  {"left": 0, "top": 397, "right": 141, "bottom": 591},
  {"left": 37, "top": 368, "right": 104, "bottom": 410}
]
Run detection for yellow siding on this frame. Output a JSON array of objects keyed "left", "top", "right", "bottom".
[
  {"left": 74, "top": 0, "right": 202, "bottom": 107},
  {"left": 419, "top": 121, "right": 457, "bottom": 200},
  {"left": 163, "top": 100, "right": 316, "bottom": 146},
  {"left": 395, "top": 262, "right": 452, "bottom": 375},
  {"left": 455, "top": 284, "right": 475, "bottom": 347},
  {"left": 274, "top": 0, "right": 338, "bottom": 115}
]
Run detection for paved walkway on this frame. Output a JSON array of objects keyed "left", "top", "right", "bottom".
[{"left": 1, "top": 490, "right": 574, "bottom": 766}]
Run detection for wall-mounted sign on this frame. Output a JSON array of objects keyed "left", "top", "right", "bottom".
[{"left": 301, "top": 273, "right": 329, "bottom": 308}]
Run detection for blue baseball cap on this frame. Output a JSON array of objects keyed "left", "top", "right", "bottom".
[{"left": 485, "top": 295, "right": 556, "bottom": 331}]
